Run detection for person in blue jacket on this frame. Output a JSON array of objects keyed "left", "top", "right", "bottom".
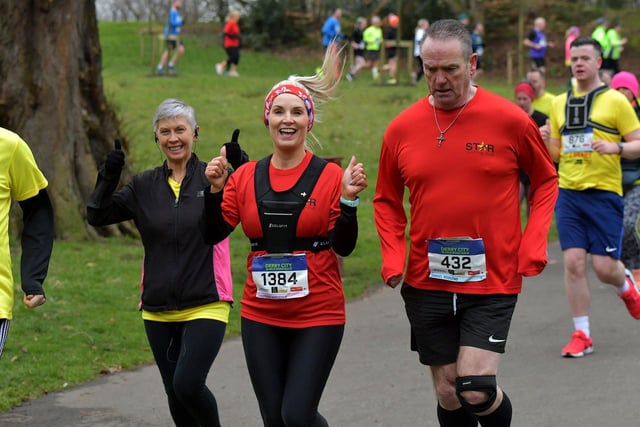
[
  {"left": 157, "top": 1, "right": 185, "bottom": 75},
  {"left": 321, "top": 7, "right": 343, "bottom": 48}
]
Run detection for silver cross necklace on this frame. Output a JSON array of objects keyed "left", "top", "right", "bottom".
[{"left": 432, "top": 100, "right": 469, "bottom": 147}]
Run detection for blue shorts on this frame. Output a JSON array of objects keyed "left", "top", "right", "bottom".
[{"left": 555, "top": 188, "right": 623, "bottom": 257}]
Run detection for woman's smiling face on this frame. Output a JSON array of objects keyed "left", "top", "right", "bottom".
[
  {"left": 155, "top": 116, "right": 195, "bottom": 162},
  {"left": 268, "top": 93, "right": 309, "bottom": 152}
]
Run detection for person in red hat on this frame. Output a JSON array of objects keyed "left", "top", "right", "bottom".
[
  {"left": 514, "top": 81, "right": 548, "bottom": 127},
  {"left": 611, "top": 71, "right": 639, "bottom": 109},
  {"left": 611, "top": 71, "right": 640, "bottom": 285}
]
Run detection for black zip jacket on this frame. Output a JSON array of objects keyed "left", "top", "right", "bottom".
[{"left": 87, "top": 154, "right": 232, "bottom": 312}]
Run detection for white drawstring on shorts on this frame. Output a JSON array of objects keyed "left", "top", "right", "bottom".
[{"left": 453, "top": 293, "right": 458, "bottom": 315}]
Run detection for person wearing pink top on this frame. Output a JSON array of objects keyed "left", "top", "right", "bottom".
[{"left": 564, "top": 26, "right": 580, "bottom": 85}]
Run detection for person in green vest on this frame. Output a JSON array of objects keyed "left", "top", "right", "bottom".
[
  {"left": 606, "top": 19, "right": 628, "bottom": 75},
  {"left": 591, "top": 17, "right": 611, "bottom": 70},
  {"left": 362, "top": 15, "right": 383, "bottom": 80}
]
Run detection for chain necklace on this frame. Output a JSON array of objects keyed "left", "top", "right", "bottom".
[{"left": 432, "top": 100, "right": 469, "bottom": 147}]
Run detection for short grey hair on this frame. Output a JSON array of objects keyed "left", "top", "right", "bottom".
[
  {"left": 152, "top": 98, "right": 197, "bottom": 132},
  {"left": 424, "top": 19, "right": 472, "bottom": 60}
]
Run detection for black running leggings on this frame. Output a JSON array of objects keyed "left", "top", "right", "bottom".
[
  {"left": 144, "top": 318, "right": 226, "bottom": 427},
  {"left": 241, "top": 317, "right": 344, "bottom": 427}
]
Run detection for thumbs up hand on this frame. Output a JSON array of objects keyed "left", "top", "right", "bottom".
[
  {"left": 539, "top": 119, "right": 550, "bottom": 144},
  {"left": 222, "top": 128, "right": 249, "bottom": 170},
  {"left": 342, "top": 155, "right": 368, "bottom": 200},
  {"left": 205, "top": 145, "right": 229, "bottom": 193},
  {"left": 104, "top": 138, "right": 125, "bottom": 177}
]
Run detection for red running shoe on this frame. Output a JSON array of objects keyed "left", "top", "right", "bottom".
[
  {"left": 620, "top": 268, "right": 640, "bottom": 319},
  {"left": 561, "top": 330, "right": 593, "bottom": 358}
]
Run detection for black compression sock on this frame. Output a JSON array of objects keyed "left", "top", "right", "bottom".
[
  {"left": 477, "top": 391, "right": 512, "bottom": 427},
  {"left": 437, "top": 404, "right": 478, "bottom": 427}
]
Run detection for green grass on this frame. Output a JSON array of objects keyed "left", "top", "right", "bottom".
[
  {"left": 1, "top": 239, "right": 148, "bottom": 406},
  {"left": 0, "top": 21, "right": 557, "bottom": 411}
]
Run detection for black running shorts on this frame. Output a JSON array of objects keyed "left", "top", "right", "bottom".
[{"left": 401, "top": 284, "right": 517, "bottom": 366}]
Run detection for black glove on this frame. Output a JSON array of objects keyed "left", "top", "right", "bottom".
[
  {"left": 223, "top": 129, "right": 249, "bottom": 170},
  {"left": 104, "top": 138, "right": 125, "bottom": 176}
]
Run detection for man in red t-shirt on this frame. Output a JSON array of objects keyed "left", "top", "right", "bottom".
[{"left": 374, "top": 19, "right": 558, "bottom": 426}]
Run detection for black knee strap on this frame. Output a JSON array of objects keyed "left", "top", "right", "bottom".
[{"left": 455, "top": 375, "right": 497, "bottom": 413}]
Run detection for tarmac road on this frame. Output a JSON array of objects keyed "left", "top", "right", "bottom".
[{"left": 1, "top": 241, "right": 639, "bottom": 426}]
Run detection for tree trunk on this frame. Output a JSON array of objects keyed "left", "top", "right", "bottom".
[{"left": 0, "top": 0, "right": 134, "bottom": 239}]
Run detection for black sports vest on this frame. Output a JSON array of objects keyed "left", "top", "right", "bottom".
[
  {"left": 250, "top": 155, "right": 331, "bottom": 253},
  {"left": 562, "top": 84, "right": 619, "bottom": 135}
]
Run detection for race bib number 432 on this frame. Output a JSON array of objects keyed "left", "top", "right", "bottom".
[{"left": 426, "top": 237, "right": 487, "bottom": 282}]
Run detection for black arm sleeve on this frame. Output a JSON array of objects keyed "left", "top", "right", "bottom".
[
  {"left": 199, "top": 188, "right": 234, "bottom": 244},
  {"left": 329, "top": 203, "right": 358, "bottom": 257},
  {"left": 86, "top": 170, "right": 132, "bottom": 226},
  {"left": 18, "top": 189, "right": 54, "bottom": 297}
]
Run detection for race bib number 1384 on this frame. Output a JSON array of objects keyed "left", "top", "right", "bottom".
[{"left": 252, "top": 254, "right": 309, "bottom": 299}]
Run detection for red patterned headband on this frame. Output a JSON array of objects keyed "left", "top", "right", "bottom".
[
  {"left": 263, "top": 84, "right": 315, "bottom": 131},
  {"left": 514, "top": 82, "right": 535, "bottom": 100}
]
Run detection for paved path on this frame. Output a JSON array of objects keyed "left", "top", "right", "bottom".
[{"left": 1, "top": 241, "right": 640, "bottom": 426}]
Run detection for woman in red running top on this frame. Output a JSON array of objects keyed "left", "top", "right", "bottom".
[
  {"left": 200, "top": 47, "right": 368, "bottom": 427},
  {"left": 215, "top": 10, "right": 241, "bottom": 77}
]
